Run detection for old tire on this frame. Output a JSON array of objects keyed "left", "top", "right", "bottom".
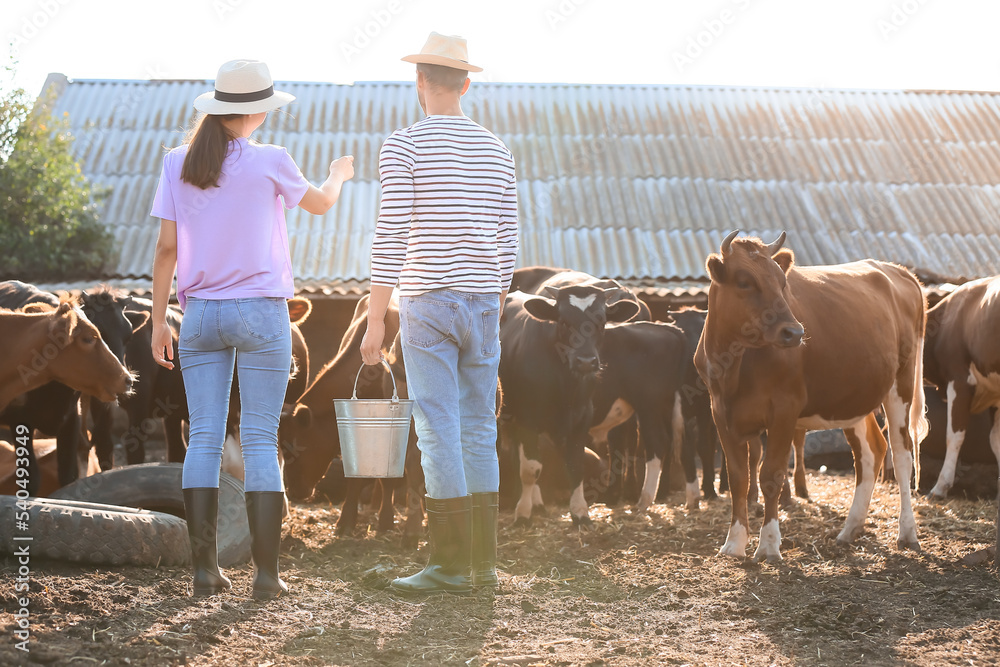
[
  {"left": 50, "top": 463, "right": 251, "bottom": 566},
  {"left": 0, "top": 496, "right": 190, "bottom": 567}
]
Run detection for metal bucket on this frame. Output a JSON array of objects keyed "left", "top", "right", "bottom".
[{"left": 334, "top": 360, "right": 414, "bottom": 478}]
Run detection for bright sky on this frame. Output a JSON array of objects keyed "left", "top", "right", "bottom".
[{"left": 3, "top": 0, "right": 1000, "bottom": 97}]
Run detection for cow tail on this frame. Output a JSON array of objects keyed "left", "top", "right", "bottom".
[{"left": 909, "top": 288, "right": 929, "bottom": 488}]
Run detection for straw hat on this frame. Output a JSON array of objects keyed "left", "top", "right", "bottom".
[
  {"left": 401, "top": 32, "right": 482, "bottom": 72},
  {"left": 193, "top": 60, "right": 295, "bottom": 115}
]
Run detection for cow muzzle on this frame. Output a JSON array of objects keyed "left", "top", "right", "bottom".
[{"left": 777, "top": 324, "right": 805, "bottom": 348}]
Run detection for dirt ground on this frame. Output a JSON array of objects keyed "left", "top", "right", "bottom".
[{"left": 2, "top": 470, "right": 1000, "bottom": 667}]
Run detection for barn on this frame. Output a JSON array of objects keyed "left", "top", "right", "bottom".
[{"left": 35, "top": 74, "right": 1000, "bottom": 361}]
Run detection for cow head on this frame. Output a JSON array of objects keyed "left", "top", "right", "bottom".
[
  {"left": 705, "top": 230, "right": 804, "bottom": 349},
  {"left": 523, "top": 284, "right": 641, "bottom": 378},
  {"left": 37, "top": 302, "right": 135, "bottom": 401},
  {"left": 80, "top": 287, "right": 148, "bottom": 365}
]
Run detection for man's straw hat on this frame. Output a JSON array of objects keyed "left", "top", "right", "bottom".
[
  {"left": 401, "top": 32, "right": 483, "bottom": 73},
  {"left": 194, "top": 60, "right": 295, "bottom": 115}
]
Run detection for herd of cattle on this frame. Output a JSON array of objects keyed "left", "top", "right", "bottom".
[{"left": 2, "top": 231, "right": 999, "bottom": 561}]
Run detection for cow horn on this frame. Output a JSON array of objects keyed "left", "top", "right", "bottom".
[
  {"left": 542, "top": 285, "right": 560, "bottom": 299},
  {"left": 765, "top": 231, "right": 787, "bottom": 256},
  {"left": 721, "top": 229, "right": 740, "bottom": 256}
]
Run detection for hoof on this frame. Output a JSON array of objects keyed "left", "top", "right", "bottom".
[
  {"left": 571, "top": 514, "right": 593, "bottom": 528},
  {"left": 795, "top": 487, "right": 809, "bottom": 500},
  {"left": 533, "top": 504, "right": 549, "bottom": 517},
  {"left": 778, "top": 496, "right": 796, "bottom": 510},
  {"left": 718, "top": 545, "right": 746, "bottom": 559},
  {"left": 512, "top": 515, "right": 532, "bottom": 528},
  {"left": 753, "top": 551, "right": 783, "bottom": 564},
  {"left": 897, "top": 537, "right": 921, "bottom": 552},
  {"left": 685, "top": 499, "right": 700, "bottom": 512},
  {"left": 927, "top": 486, "right": 949, "bottom": 500},
  {"left": 702, "top": 490, "right": 719, "bottom": 501}
]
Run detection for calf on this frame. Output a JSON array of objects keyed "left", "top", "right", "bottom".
[
  {"left": 499, "top": 287, "right": 639, "bottom": 526},
  {"left": 588, "top": 320, "right": 688, "bottom": 511},
  {"left": 923, "top": 276, "right": 1000, "bottom": 498},
  {"left": 0, "top": 301, "right": 133, "bottom": 491},
  {"left": 0, "top": 282, "right": 140, "bottom": 492},
  {"left": 695, "top": 231, "right": 927, "bottom": 562}
]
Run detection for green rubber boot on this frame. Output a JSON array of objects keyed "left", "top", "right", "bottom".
[
  {"left": 391, "top": 495, "right": 472, "bottom": 595},
  {"left": 471, "top": 492, "right": 499, "bottom": 588}
]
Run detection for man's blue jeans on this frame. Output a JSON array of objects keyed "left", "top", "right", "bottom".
[
  {"left": 399, "top": 289, "right": 501, "bottom": 499},
  {"left": 178, "top": 296, "right": 290, "bottom": 492}
]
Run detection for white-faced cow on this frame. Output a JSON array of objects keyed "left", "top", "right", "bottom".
[
  {"left": 923, "top": 276, "right": 1000, "bottom": 498},
  {"left": 695, "top": 231, "right": 928, "bottom": 562},
  {"left": 499, "top": 286, "right": 640, "bottom": 526}
]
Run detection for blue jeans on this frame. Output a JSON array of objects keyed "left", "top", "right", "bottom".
[
  {"left": 400, "top": 290, "right": 501, "bottom": 499},
  {"left": 178, "top": 297, "right": 290, "bottom": 492}
]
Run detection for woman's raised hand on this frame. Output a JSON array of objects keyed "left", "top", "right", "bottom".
[{"left": 331, "top": 155, "right": 355, "bottom": 182}]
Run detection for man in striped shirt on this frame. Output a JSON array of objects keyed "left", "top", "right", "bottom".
[{"left": 360, "top": 33, "right": 518, "bottom": 595}]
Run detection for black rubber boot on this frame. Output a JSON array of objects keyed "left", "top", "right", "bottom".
[
  {"left": 391, "top": 495, "right": 472, "bottom": 595},
  {"left": 245, "top": 491, "right": 289, "bottom": 601},
  {"left": 471, "top": 492, "right": 499, "bottom": 588},
  {"left": 183, "top": 488, "right": 232, "bottom": 597}
]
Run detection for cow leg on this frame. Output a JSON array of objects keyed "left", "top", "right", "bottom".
[
  {"left": 56, "top": 405, "right": 82, "bottom": 488},
  {"left": 336, "top": 479, "right": 362, "bottom": 535},
  {"left": 697, "top": 401, "right": 720, "bottom": 500},
  {"left": 514, "top": 442, "right": 542, "bottom": 526},
  {"left": 884, "top": 384, "right": 920, "bottom": 550},
  {"left": 89, "top": 400, "right": 116, "bottom": 471},
  {"left": 164, "top": 415, "right": 187, "bottom": 463},
  {"left": 636, "top": 412, "right": 669, "bottom": 513},
  {"left": 401, "top": 430, "right": 425, "bottom": 548},
  {"left": 718, "top": 436, "right": 751, "bottom": 559},
  {"left": 566, "top": 428, "right": 594, "bottom": 527},
  {"left": 989, "top": 410, "right": 1000, "bottom": 560},
  {"left": 671, "top": 396, "right": 701, "bottom": 510},
  {"left": 929, "top": 379, "right": 973, "bottom": 498},
  {"left": 747, "top": 435, "right": 762, "bottom": 505},
  {"left": 837, "top": 415, "right": 885, "bottom": 544},
  {"left": 590, "top": 399, "right": 635, "bottom": 505},
  {"left": 377, "top": 477, "right": 399, "bottom": 533},
  {"left": 793, "top": 428, "right": 809, "bottom": 499},
  {"left": 754, "top": 425, "right": 795, "bottom": 563}
]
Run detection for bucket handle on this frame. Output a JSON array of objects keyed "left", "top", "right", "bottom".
[{"left": 352, "top": 359, "right": 402, "bottom": 403}]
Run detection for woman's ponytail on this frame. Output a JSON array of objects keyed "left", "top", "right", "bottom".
[{"left": 180, "top": 113, "right": 241, "bottom": 189}]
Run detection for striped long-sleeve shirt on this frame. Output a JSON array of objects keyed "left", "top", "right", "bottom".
[{"left": 370, "top": 115, "right": 519, "bottom": 296}]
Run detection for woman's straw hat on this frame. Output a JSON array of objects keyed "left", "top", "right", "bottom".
[
  {"left": 194, "top": 60, "right": 295, "bottom": 115},
  {"left": 401, "top": 32, "right": 483, "bottom": 72}
]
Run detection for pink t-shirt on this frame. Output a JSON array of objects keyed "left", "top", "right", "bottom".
[{"left": 150, "top": 137, "right": 310, "bottom": 310}]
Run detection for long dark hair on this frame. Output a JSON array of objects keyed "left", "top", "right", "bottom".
[{"left": 180, "top": 113, "right": 242, "bottom": 189}]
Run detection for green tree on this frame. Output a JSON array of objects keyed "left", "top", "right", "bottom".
[{"left": 0, "top": 67, "right": 116, "bottom": 281}]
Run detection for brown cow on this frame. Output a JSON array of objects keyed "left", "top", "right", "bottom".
[
  {"left": 0, "top": 302, "right": 133, "bottom": 411},
  {"left": 923, "top": 276, "right": 1000, "bottom": 498},
  {"left": 695, "top": 231, "right": 928, "bottom": 562}
]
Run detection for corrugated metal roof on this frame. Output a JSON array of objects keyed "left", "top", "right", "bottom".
[{"left": 38, "top": 76, "right": 1000, "bottom": 294}]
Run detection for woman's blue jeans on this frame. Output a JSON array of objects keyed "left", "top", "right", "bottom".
[
  {"left": 178, "top": 297, "right": 290, "bottom": 492},
  {"left": 399, "top": 289, "right": 501, "bottom": 499}
]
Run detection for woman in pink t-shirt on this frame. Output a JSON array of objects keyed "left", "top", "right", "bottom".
[{"left": 150, "top": 60, "right": 354, "bottom": 600}]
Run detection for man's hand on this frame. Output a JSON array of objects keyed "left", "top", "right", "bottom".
[
  {"left": 151, "top": 322, "right": 175, "bottom": 369},
  {"left": 360, "top": 319, "right": 385, "bottom": 366}
]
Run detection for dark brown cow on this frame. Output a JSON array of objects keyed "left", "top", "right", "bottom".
[
  {"left": 0, "top": 302, "right": 133, "bottom": 411},
  {"left": 923, "top": 276, "right": 1000, "bottom": 498},
  {"left": 695, "top": 231, "right": 928, "bottom": 562}
]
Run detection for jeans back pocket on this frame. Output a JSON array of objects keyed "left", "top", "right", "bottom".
[
  {"left": 404, "top": 297, "right": 458, "bottom": 349},
  {"left": 179, "top": 298, "right": 206, "bottom": 343},
  {"left": 236, "top": 298, "right": 287, "bottom": 342}
]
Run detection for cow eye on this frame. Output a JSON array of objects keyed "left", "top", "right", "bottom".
[
  {"left": 736, "top": 276, "right": 754, "bottom": 290},
  {"left": 80, "top": 335, "right": 97, "bottom": 347}
]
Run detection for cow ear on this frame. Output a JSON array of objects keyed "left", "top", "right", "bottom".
[
  {"left": 126, "top": 310, "right": 151, "bottom": 333},
  {"left": 50, "top": 302, "right": 78, "bottom": 339},
  {"left": 772, "top": 248, "right": 795, "bottom": 274},
  {"left": 606, "top": 299, "right": 640, "bottom": 323},
  {"left": 592, "top": 279, "right": 622, "bottom": 291},
  {"left": 706, "top": 254, "right": 726, "bottom": 283},
  {"left": 523, "top": 296, "right": 560, "bottom": 322},
  {"left": 293, "top": 403, "right": 312, "bottom": 429},
  {"left": 287, "top": 297, "right": 312, "bottom": 325}
]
